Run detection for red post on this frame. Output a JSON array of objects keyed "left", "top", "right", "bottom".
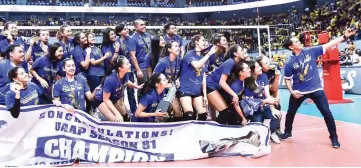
[{"left": 317, "top": 31, "right": 353, "bottom": 104}]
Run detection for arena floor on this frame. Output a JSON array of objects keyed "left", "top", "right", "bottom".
[{"left": 73, "top": 89, "right": 361, "bottom": 167}]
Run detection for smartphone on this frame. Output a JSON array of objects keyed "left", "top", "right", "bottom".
[{"left": 201, "top": 44, "right": 213, "bottom": 55}]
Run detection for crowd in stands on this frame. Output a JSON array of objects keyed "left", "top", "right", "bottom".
[
  {"left": 185, "top": 0, "right": 226, "bottom": 7},
  {"left": 1, "top": 0, "right": 361, "bottom": 67}
]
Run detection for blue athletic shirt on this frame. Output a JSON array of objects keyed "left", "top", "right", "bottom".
[
  {"left": 154, "top": 56, "right": 182, "bottom": 83},
  {"left": 95, "top": 71, "right": 129, "bottom": 103},
  {"left": 178, "top": 50, "right": 208, "bottom": 95},
  {"left": 127, "top": 32, "right": 152, "bottom": 70},
  {"left": 5, "top": 82, "right": 42, "bottom": 110},
  {"left": 137, "top": 89, "right": 165, "bottom": 122},
  {"left": 53, "top": 75, "right": 90, "bottom": 111},
  {"left": 88, "top": 46, "right": 105, "bottom": 76},
  {"left": 206, "top": 58, "right": 235, "bottom": 90},
  {"left": 244, "top": 73, "right": 269, "bottom": 99},
  {"left": 284, "top": 46, "right": 324, "bottom": 94}
]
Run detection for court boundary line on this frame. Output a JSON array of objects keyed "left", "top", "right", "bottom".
[
  {"left": 281, "top": 111, "right": 361, "bottom": 126},
  {"left": 292, "top": 124, "right": 360, "bottom": 133}
]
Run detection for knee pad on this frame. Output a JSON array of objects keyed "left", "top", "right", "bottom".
[
  {"left": 216, "top": 109, "right": 229, "bottom": 124},
  {"left": 197, "top": 113, "right": 207, "bottom": 121},
  {"left": 183, "top": 111, "right": 195, "bottom": 121}
]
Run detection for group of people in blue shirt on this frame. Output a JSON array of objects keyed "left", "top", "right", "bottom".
[{"left": 0, "top": 19, "right": 355, "bottom": 148}]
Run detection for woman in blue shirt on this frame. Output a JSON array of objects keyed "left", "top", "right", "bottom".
[
  {"left": 5, "top": 66, "right": 60, "bottom": 118},
  {"left": 87, "top": 32, "right": 111, "bottom": 92},
  {"left": 206, "top": 44, "right": 248, "bottom": 124},
  {"left": 243, "top": 60, "right": 281, "bottom": 144},
  {"left": 31, "top": 42, "right": 65, "bottom": 104},
  {"left": 208, "top": 33, "right": 228, "bottom": 72},
  {"left": 135, "top": 73, "right": 169, "bottom": 122},
  {"left": 145, "top": 35, "right": 165, "bottom": 77},
  {"left": 225, "top": 61, "right": 251, "bottom": 125},
  {"left": 154, "top": 41, "right": 182, "bottom": 121},
  {"left": 176, "top": 34, "right": 217, "bottom": 121},
  {"left": 53, "top": 58, "right": 97, "bottom": 113},
  {"left": 256, "top": 55, "right": 283, "bottom": 135},
  {"left": 73, "top": 32, "right": 91, "bottom": 78},
  {"left": 56, "top": 25, "right": 74, "bottom": 59},
  {"left": 93, "top": 55, "right": 142, "bottom": 122},
  {"left": 25, "top": 30, "right": 50, "bottom": 62},
  {"left": 101, "top": 28, "right": 120, "bottom": 73}
]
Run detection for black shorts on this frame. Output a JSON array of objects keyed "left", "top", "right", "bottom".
[
  {"left": 176, "top": 91, "right": 203, "bottom": 99},
  {"left": 92, "top": 99, "right": 103, "bottom": 108},
  {"left": 206, "top": 87, "right": 217, "bottom": 94}
]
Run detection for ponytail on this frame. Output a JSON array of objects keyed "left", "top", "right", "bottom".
[
  {"left": 57, "top": 25, "right": 69, "bottom": 41},
  {"left": 139, "top": 73, "right": 162, "bottom": 98},
  {"left": 100, "top": 55, "right": 127, "bottom": 87}
]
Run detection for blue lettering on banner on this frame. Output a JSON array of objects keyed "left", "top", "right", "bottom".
[{"left": 35, "top": 135, "right": 175, "bottom": 163}]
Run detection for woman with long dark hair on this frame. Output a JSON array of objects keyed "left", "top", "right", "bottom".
[
  {"left": 92, "top": 55, "right": 142, "bottom": 122},
  {"left": 224, "top": 61, "right": 251, "bottom": 125},
  {"left": 206, "top": 44, "right": 247, "bottom": 124},
  {"left": 53, "top": 58, "right": 97, "bottom": 113},
  {"left": 145, "top": 35, "right": 166, "bottom": 77},
  {"left": 208, "top": 33, "right": 228, "bottom": 71},
  {"left": 176, "top": 34, "right": 216, "bottom": 121},
  {"left": 73, "top": 32, "right": 91, "bottom": 78},
  {"left": 153, "top": 41, "right": 182, "bottom": 121},
  {"left": 30, "top": 42, "right": 65, "bottom": 104},
  {"left": 135, "top": 73, "right": 169, "bottom": 122},
  {"left": 101, "top": 28, "right": 120, "bottom": 73},
  {"left": 243, "top": 60, "right": 281, "bottom": 144},
  {"left": 87, "top": 32, "right": 111, "bottom": 92}
]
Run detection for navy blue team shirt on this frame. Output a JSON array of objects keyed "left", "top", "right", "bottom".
[
  {"left": 95, "top": 71, "right": 129, "bottom": 103},
  {"left": 53, "top": 75, "right": 90, "bottom": 111},
  {"left": 244, "top": 73, "right": 269, "bottom": 99},
  {"left": 178, "top": 50, "right": 208, "bottom": 95},
  {"left": 88, "top": 46, "right": 105, "bottom": 77},
  {"left": 206, "top": 58, "right": 235, "bottom": 90},
  {"left": 5, "top": 82, "right": 42, "bottom": 110},
  {"left": 137, "top": 89, "right": 165, "bottom": 122},
  {"left": 127, "top": 32, "right": 152, "bottom": 70},
  {"left": 154, "top": 56, "right": 182, "bottom": 82}
]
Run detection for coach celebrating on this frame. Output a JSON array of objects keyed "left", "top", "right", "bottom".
[{"left": 281, "top": 28, "right": 356, "bottom": 148}]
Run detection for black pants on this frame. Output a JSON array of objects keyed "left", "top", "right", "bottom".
[{"left": 284, "top": 90, "right": 338, "bottom": 139}]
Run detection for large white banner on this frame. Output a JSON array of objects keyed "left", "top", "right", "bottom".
[{"left": 0, "top": 105, "right": 271, "bottom": 166}]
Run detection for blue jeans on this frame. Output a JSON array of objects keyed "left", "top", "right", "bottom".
[
  {"left": 249, "top": 106, "right": 280, "bottom": 133},
  {"left": 285, "top": 90, "right": 338, "bottom": 139}
]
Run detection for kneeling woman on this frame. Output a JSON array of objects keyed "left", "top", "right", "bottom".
[
  {"left": 93, "top": 55, "right": 142, "bottom": 122},
  {"left": 5, "top": 67, "right": 57, "bottom": 118},
  {"left": 135, "top": 73, "right": 169, "bottom": 122},
  {"left": 243, "top": 61, "right": 281, "bottom": 143},
  {"left": 53, "top": 58, "right": 97, "bottom": 113},
  {"left": 224, "top": 61, "right": 251, "bottom": 125}
]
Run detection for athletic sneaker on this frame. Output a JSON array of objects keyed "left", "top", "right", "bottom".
[
  {"left": 279, "top": 132, "right": 293, "bottom": 140},
  {"left": 331, "top": 138, "right": 340, "bottom": 148},
  {"left": 270, "top": 133, "right": 280, "bottom": 144},
  {"left": 275, "top": 128, "right": 284, "bottom": 137}
]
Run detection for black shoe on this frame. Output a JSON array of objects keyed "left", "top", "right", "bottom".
[
  {"left": 279, "top": 132, "right": 292, "bottom": 140},
  {"left": 331, "top": 138, "right": 340, "bottom": 148}
]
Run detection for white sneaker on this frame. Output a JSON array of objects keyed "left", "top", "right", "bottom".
[{"left": 271, "top": 132, "right": 280, "bottom": 144}]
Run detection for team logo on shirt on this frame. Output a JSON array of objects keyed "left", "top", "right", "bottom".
[
  {"left": 304, "top": 54, "right": 311, "bottom": 62},
  {"left": 292, "top": 62, "right": 300, "bottom": 69},
  {"left": 151, "top": 103, "right": 158, "bottom": 108},
  {"left": 195, "top": 68, "right": 202, "bottom": 76},
  {"left": 34, "top": 52, "right": 45, "bottom": 59}
]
